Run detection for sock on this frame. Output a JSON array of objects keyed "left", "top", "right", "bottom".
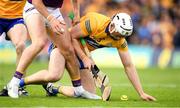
[
  {"left": 72, "top": 79, "right": 85, "bottom": 96},
  {"left": 19, "top": 79, "right": 25, "bottom": 88},
  {"left": 72, "top": 79, "right": 81, "bottom": 87},
  {"left": 14, "top": 71, "right": 23, "bottom": 79}
]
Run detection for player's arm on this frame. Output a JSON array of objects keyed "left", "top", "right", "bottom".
[
  {"left": 70, "top": 23, "right": 94, "bottom": 69},
  {"left": 72, "top": 39, "right": 94, "bottom": 69},
  {"left": 117, "top": 47, "right": 156, "bottom": 101},
  {"left": 70, "top": 16, "right": 96, "bottom": 69},
  {"left": 32, "top": 0, "right": 65, "bottom": 35},
  {"left": 71, "top": 0, "right": 80, "bottom": 25}
]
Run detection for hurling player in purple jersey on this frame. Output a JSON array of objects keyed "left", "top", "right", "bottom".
[{"left": 7, "top": 0, "right": 101, "bottom": 100}]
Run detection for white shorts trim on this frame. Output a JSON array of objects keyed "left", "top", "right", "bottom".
[{"left": 23, "top": 1, "right": 64, "bottom": 24}]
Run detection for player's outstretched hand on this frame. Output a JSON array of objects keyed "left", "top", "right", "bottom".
[{"left": 140, "top": 93, "right": 156, "bottom": 101}]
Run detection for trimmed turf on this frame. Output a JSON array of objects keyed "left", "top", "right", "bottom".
[{"left": 0, "top": 62, "right": 180, "bottom": 107}]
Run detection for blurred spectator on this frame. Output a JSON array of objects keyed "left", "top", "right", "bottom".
[
  {"left": 159, "top": 12, "right": 176, "bottom": 50},
  {"left": 157, "top": 12, "right": 176, "bottom": 67},
  {"left": 137, "top": 17, "right": 152, "bottom": 45},
  {"left": 173, "top": 19, "right": 180, "bottom": 49}
]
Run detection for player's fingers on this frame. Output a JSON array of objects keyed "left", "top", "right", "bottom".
[
  {"left": 55, "top": 26, "right": 64, "bottom": 35},
  {"left": 55, "top": 27, "right": 61, "bottom": 35},
  {"left": 59, "top": 20, "right": 66, "bottom": 25},
  {"left": 52, "top": 26, "right": 60, "bottom": 35},
  {"left": 145, "top": 94, "right": 156, "bottom": 101},
  {"left": 148, "top": 96, "right": 156, "bottom": 101},
  {"left": 143, "top": 98, "right": 150, "bottom": 101},
  {"left": 56, "top": 25, "right": 64, "bottom": 34}
]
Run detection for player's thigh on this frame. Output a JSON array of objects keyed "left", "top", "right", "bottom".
[
  {"left": 47, "top": 8, "right": 71, "bottom": 47},
  {"left": 48, "top": 48, "right": 65, "bottom": 78},
  {"left": 47, "top": 23, "right": 73, "bottom": 52},
  {"left": 25, "top": 14, "right": 48, "bottom": 42},
  {"left": 7, "top": 24, "right": 27, "bottom": 45}
]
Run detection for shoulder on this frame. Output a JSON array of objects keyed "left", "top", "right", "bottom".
[{"left": 113, "top": 38, "right": 128, "bottom": 50}]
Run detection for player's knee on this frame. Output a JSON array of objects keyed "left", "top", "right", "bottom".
[
  {"left": 32, "top": 40, "right": 47, "bottom": 51},
  {"left": 15, "top": 42, "right": 26, "bottom": 55},
  {"left": 61, "top": 46, "right": 75, "bottom": 60},
  {"left": 46, "top": 74, "right": 61, "bottom": 82}
]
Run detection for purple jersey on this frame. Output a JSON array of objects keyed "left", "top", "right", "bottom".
[{"left": 28, "top": 0, "right": 63, "bottom": 8}]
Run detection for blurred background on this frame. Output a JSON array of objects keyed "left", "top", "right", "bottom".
[{"left": 0, "top": 0, "right": 180, "bottom": 68}]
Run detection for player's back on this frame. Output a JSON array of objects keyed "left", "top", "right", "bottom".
[
  {"left": 80, "top": 12, "right": 110, "bottom": 38},
  {"left": 0, "top": 0, "right": 26, "bottom": 19}
]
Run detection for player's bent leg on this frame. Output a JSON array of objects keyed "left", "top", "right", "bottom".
[
  {"left": 7, "top": 24, "right": 27, "bottom": 64},
  {"left": 80, "top": 69, "right": 96, "bottom": 94},
  {"left": 58, "top": 84, "right": 101, "bottom": 100},
  {"left": 47, "top": 48, "right": 65, "bottom": 82},
  {"left": 16, "top": 13, "right": 48, "bottom": 73},
  {"left": 8, "top": 14, "right": 48, "bottom": 98},
  {"left": 48, "top": 25, "right": 80, "bottom": 80},
  {"left": 2, "top": 23, "right": 27, "bottom": 97},
  {"left": 20, "top": 48, "right": 65, "bottom": 86},
  {"left": 44, "top": 82, "right": 101, "bottom": 100}
]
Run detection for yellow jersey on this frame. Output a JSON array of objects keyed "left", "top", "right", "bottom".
[
  {"left": 80, "top": 12, "right": 128, "bottom": 51},
  {"left": 0, "top": 0, "right": 26, "bottom": 19}
]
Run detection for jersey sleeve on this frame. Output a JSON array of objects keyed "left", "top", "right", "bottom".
[
  {"left": 113, "top": 38, "right": 128, "bottom": 51},
  {"left": 80, "top": 15, "right": 97, "bottom": 36}
]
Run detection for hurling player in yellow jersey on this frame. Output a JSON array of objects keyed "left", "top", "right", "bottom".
[
  {"left": 0, "top": 0, "right": 28, "bottom": 96},
  {"left": 70, "top": 12, "right": 156, "bottom": 101}
]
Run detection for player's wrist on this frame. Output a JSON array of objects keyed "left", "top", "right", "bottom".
[
  {"left": 81, "top": 55, "right": 87, "bottom": 61},
  {"left": 139, "top": 91, "right": 145, "bottom": 96},
  {"left": 47, "top": 14, "right": 56, "bottom": 23}
]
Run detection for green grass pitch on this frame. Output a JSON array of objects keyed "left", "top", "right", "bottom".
[{"left": 0, "top": 62, "right": 180, "bottom": 107}]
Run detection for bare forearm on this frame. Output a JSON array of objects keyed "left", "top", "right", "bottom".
[
  {"left": 71, "top": 0, "right": 80, "bottom": 19},
  {"left": 124, "top": 64, "right": 144, "bottom": 96},
  {"left": 72, "top": 39, "right": 86, "bottom": 60}
]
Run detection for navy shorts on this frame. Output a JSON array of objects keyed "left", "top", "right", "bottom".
[
  {"left": 48, "top": 43, "right": 86, "bottom": 69},
  {"left": 0, "top": 18, "right": 24, "bottom": 40}
]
